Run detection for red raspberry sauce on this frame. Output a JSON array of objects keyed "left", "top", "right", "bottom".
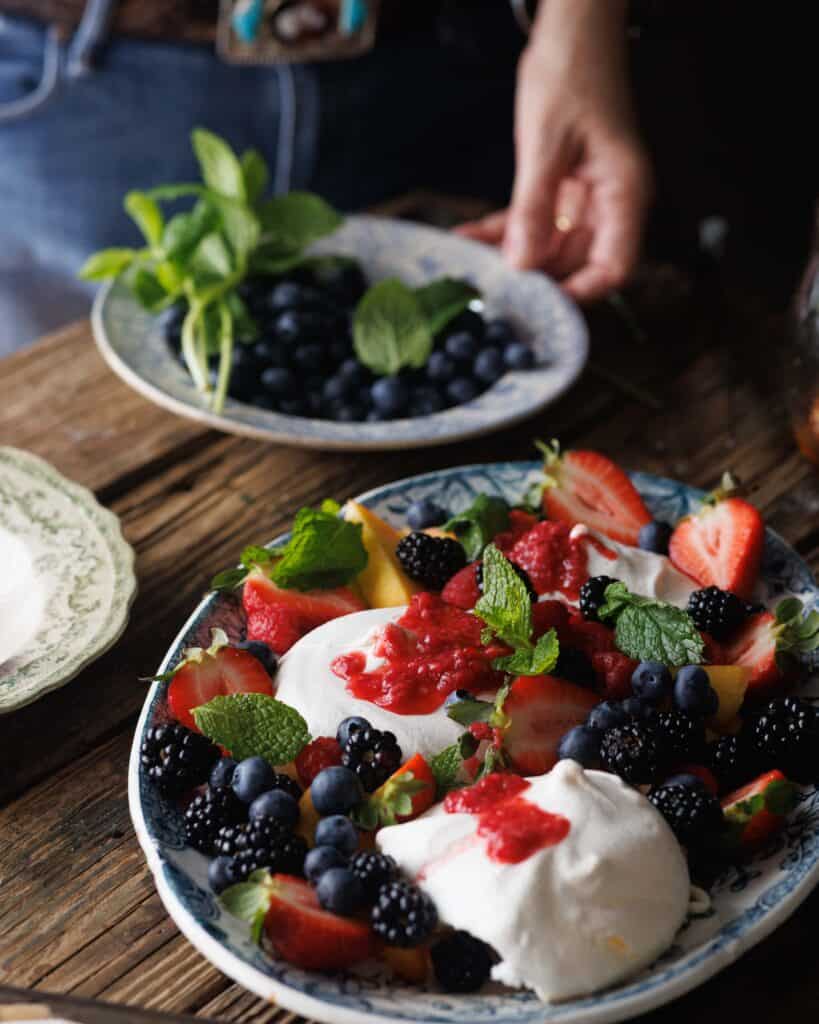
[
  {"left": 509, "top": 521, "right": 589, "bottom": 600},
  {"left": 331, "top": 593, "right": 505, "bottom": 715},
  {"left": 443, "top": 773, "right": 570, "bottom": 864}
]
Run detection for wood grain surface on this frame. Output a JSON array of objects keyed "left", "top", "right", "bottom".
[{"left": 1, "top": 195, "right": 818, "bottom": 1024}]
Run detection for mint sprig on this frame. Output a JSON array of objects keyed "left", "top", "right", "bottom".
[
  {"left": 79, "top": 129, "right": 343, "bottom": 414},
  {"left": 210, "top": 502, "right": 366, "bottom": 593},
  {"left": 493, "top": 629, "right": 559, "bottom": 676},
  {"left": 221, "top": 868, "right": 274, "bottom": 944},
  {"left": 192, "top": 693, "right": 310, "bottom": 765},
  {"left": 597, "top": 581, "right": 704, "bottom": 666},
  {"left": 443, "top": 494, "right": 510, "bottom": 562},
  {"left": 414, "top": 278, "right": 480, "bottom": 336},
  {"left": 474, "top": 544, "right": 532, "bottom": 650},
  {"left": 430, "top": 734, "right": 479, "bottom": 797}
]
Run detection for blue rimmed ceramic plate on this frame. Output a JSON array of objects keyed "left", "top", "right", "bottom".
[
  {"left": 129, "top": 463, "right": 819, "bottom": 1024},
  {"left": 93, "top": 216, "right": 588, "bottom": 451}
]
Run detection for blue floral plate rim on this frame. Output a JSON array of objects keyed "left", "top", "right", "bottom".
[{"left": 129, "top": 461, "right": 819, "bottom": 1024}]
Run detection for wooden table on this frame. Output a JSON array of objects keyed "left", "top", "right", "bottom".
[{"left": 1, "top": 193, "right": 818, "bottom": 1024}]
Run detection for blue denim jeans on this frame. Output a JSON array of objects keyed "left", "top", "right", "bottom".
[{"left": 0, "top": 10, "right": 520, "bottom": 353}]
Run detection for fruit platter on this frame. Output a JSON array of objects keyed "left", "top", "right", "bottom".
[
  {"left": 130, "top": 446, "right": 819, "bottom": 1024},
  {"left": 87, "top": 131, "right": 587, "bottom": 449}
]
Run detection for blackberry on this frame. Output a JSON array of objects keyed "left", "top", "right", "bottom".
[
  {"left": 579, "top": 576, "right": 619, "bottom": 622},
  {"left": 184, "top": 786, "right": 246, "bottom": 854},
  {"left": 554, "top": 648, "right": 596, "bottom": 688},
  {"left": 350, "top": 850, "right": 398, "bottom": 901},
  {"left": 476, "top": 560, "right": 537, "bottom": 601},
  {"left": 652, "top": 710, "right": 706, "bottom": 764},
  {"left": 431, "top": 930, "right": 495, "bottom": 993},
  {"left": 141, "top": 722, "right": 220, "bottom": 797},
  {"left": 265, "top": 772, "right": 303, "bottom": 802},
  {"left": 215, "top": 820, "right": 307, "bottom": 879},
  {"left": 649, "top": 784, "right": 723, "bottom": 848},
  {"left": 371, "top": 880, "right": 438, "bottom": 947},
  {"left": 707, "top": 733, "right": 760, "bottom": 794},
  {"left": 686, "top": 587, "right": 747, "bottom": 640},
  {"left": 342, "top": 726, "right": 403, "bottom": 792},
  {"left": 395, "top": 532, "right": 467, "bottom": 591},
  {"left": 749, "top": 696, "right": 819, "bottom": 783},
  {"left": 600, "top": 722, "right": 660, "bottom": 784}
]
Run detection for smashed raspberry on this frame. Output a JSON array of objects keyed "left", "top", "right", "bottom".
[
  {"left": 592, "top": 651, "right": 638, "bottom": 700},
  {"left": 441, "top": 563, "right": 481, "bottom": 610},
  {"left": 531, "top": 600, "right": 571, "bottom": 642},
  {"left": 295, "top": 736, "right": 343, "bottom": 787},
  {"left": 493, "top": 509, "right": 539, "bottom": 553},
  {"left": 508, "top": 520, "right": 588, "bottom": 599}
]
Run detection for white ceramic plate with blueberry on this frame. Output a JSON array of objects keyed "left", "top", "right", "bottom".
[
  {"left": 93, "top": 216, "right": 588, "bottom": 451},
  {"left": 129, "top": 461, "right": 819, "bottom": 1024}
]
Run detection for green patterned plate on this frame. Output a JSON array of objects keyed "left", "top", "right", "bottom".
[{"left": 0, "top": 447, "right": 137, "bottom": 713}]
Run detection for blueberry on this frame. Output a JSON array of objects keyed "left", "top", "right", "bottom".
[
  {"left": 315, "top": 814, "right": 360, "bottom": 855},
  {"left": 208, "top": 855, "right": 239, "bottom": 894},
  {"left": 426, "top": 351, "right": 457, "bottom": 383},
  {"left": 503, "top": 341, "right": 535, "bottom": 370},
  {"left": 484, "top": 318, "right": 517, "bottom": 346},
  {"left": 371, "top": 376, "right": 409, "bottom": 417},
  {"left": 304, "top": 844, "right": 348, "bottom": 884},
  {"left": 366, "top": 409, "right": 387, "bottom": 422},
  {"left": 158, "top": 303, "right": 186, "bottom": 347},
  {"left": 337, "top": 716, "right": 370, "bottom": 747},
  {"left": 278, "top": 396, "right": 306, "bottom": 416},
  {"left": 587, "top": 700, "right": 629, "bottom": 733},
  {"left": 250, "top": 393, "right": 276, "bottom": 411},
  {"left": 261, "top": 366, "right": 296, "bottom": 396},
  {"left": 291, "top": 343, "right": 325, "bottom": 372},
  {"left": 638, "top": 521, "right": 673, "bottom": 555},
  {"left": 253, "top": 338, "right": 287, "bottom": 366},
  {"left": 631, "top": 660, "right": 673, "bottom": 704},
  {"left": 446, "top": 309, "right": 485, "bottom": 339},
  {"left": 621, "top": 696, "right": 656, "bottom": 722},
  {"left": 338, "top": 358, "right": 366, "bottom": 387},
  {"left": 473, "top": 347, "right": 505, "bottom": 384},
  {"left": 267, "top": 281, "right": 324, "bottom": 312},
  {"left": 235, "top": 639, "right": 277, "bottom": 675},
  {"left": 674, "top": 666, "right": 719, "bottom": 717},
  {"left": 249, "top": 789, "right": 300, "bottom": 827},
  {"left": 209, "top": 756, "right": 238, "bottom": 790},
  {"left": 662, "top": 772, "right": 706, "bottom": 791},
  {"left": 409, "top": 386, "right": 446, "bottom": 416},
  {"left": 232, "top": 756, "right": 275, "bottom": 803},
  {"left": 323, "top": 375, "right": 350, "bottom": 403},
  {"left": 444, "top": 688, "right": 474, "bottom": 708},
  {"left": 311, "top": 766, "right": 364, "bottom": 815},
  {"left": 316, "top": 866, "right": 365, "bottom": 916},
  {"left": 446, "top": 377, "right": 480, "bottom": 404},
  {"left": 557, "top": 725, "right": 601, "bottom": 767},
  {"left": 274, "top": 309, "right": 333, "bottom": 345},
  {"left": 444, "top": 331, "right": 479, "bottom": 362},
  {"left": 310, "top": 260, "right": 368, "bottom": 307},
  {"left": 330, "top": 402, "right": 366, "bottom": 423},
  {"left": 406, "top": 498, "right": 447, "bottom": 530}
]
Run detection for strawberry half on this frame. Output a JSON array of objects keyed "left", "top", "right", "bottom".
[
  {"left": 167, "top": 629, "right": 274, "bottom": 731},
  {"left": 503, "top": 674, "right": 598, "bottom": 776},
  {"left": 669, "top": 495, "right": 764, "bottom": 600},
  {"left": 263, "top": 874, "right": 377, "bottom": 970},
  {"left": 538, "top": 442, "right": 651, "bottom": 546},
  {"left": 721, "top": 769, "right": 797, "bottom": 853},
  {"left": 243, "top": 568, "right": 366, "bottom": 655},
  {"left": 722, "top": 598, "right": 819, "bottom": 698}
]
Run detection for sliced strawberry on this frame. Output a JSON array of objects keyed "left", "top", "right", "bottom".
[
  {"left": 243, "top": 569, "right": 366, "bottom": 655},
  {"left": 494, "top": 509, "right": 540, "bottom": 553},
  {"left": 566, "top": 615, "right": 617, "bottom": 657},
  {"left": 669, "top": 496, "right": 764, "bottom": 600},
  {"left": 295, "top": 736, "right": 343, "bottom": 787},
  {"left": 264, "top": 875, "right": 377, "bottom": 970},
  {"left": 538, "top": 444, "right": 651, "bottom": 546},
  {"left": 441, "top": 563, "right": 481, "bottom": 610},
  {"left": 503, "top": 674, "right": 598, "bottom": 775},
  {"left": 722, "top": 599, "right": 819, "bottom": 698},
  {"left": 591, "top": 651, "right": 638, "bottom": 700},
  {"left": 532, "top": 600, "right": 571, "bottom": 642},
  {"left": 167, "top": 632, "right": 274, "bottom": 731},
  {"left": 721, "top": 769, "right": 797, "bottom": 852}
]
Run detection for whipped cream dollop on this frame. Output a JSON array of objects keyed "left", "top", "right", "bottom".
[
  {"left": 549, "top": 525, "right": 697, "bottom": 608},
  {"left": 274, "top": 607, "right": 465, "bottom": 759},
  {"left": 0, "top": 525, "right": 46, "bottom": 668},
  {"left": 378, "top": 760, "right": 690, "bottom": 1002}
]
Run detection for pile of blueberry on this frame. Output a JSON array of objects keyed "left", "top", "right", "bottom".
[{"left": 160, "top": 261, "right": 535, "bottom": 422}]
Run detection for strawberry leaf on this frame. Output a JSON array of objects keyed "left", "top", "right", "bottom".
[
  {"left": 192, "top": 693, "right": 310, "bottom": 765},
  {"left": 221, "top": 870, "right": 274, "bottom": 944},
  {"left": 764, "top": 777, "right": 798, "bottom": 816},
  {"left": 352, "top": 771, "right": 428, "bottom": 830}
]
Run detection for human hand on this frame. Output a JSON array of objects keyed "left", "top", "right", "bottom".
[{"left": 457, "top": 0, "right": 652, "bottom": 302}]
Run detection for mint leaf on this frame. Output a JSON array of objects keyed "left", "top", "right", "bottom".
[
  {"left": 474, "top": 543, "right": 532, "bottom": 650},
  {"left": 353, "top": 278, "right": 432, "bottom": 376},
  {"left": 190, "top": 232, "right": 235, "bottom": 283},
  {"left": 210, "top": 567, "right": 248, "bottom": 591},
  {"left": 192, "top": 693, "right": 310, "bottom": 765},
  {"left": 162, "top": 202, "right": 219, "bottom": 263},
  {"left": 192, "top": 128, "right": 246, "bottom": 200},
  {"left": 320, "top": 498, "right": 341, "bottom": 515},
  {"left": 764, "top": 777, "right": 798, "bottom": 816},
  {"left": 259, "top": 192, "right": 343, "bottom": 251},
  {"left": 494, "top": 629, "right": 559, "bottom": 676},
  {"left": 224, "top": 291, "right": 257, "bottom": 342},
  {"left": 445, "top": 696, "right": 496, "bottom": 727},
  {"left": 125, "top": 191, "right": 164, "bottom": 247},
  {"left": 414, "top": 278, "right": 480, "bottom": 336},
  {"left": 79, "top": 247, "right": 136, "bottom": 281},
  {"left": 130, "top": 267, "right": 169, "bottom": 311},
  {"left": 205, "top": 194, "right": 260, "bottom": 262},
  {"left": 599, "top": 583, "right": 703, "bottom": 666},
  {"left": 443, "top": 495, "right": 509, "bottom": 562},
  {"left": 221, "top": 870, "right": 273, "bottom": 944},
  {"left": 430, "top": 743, "right": 465, "bottom": 795},
  {"left": 271, "top": 507, "right": 367, "bottom": 591},
  {"left": 240, "top": 148, "right": 269, "bottom": 204}
]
